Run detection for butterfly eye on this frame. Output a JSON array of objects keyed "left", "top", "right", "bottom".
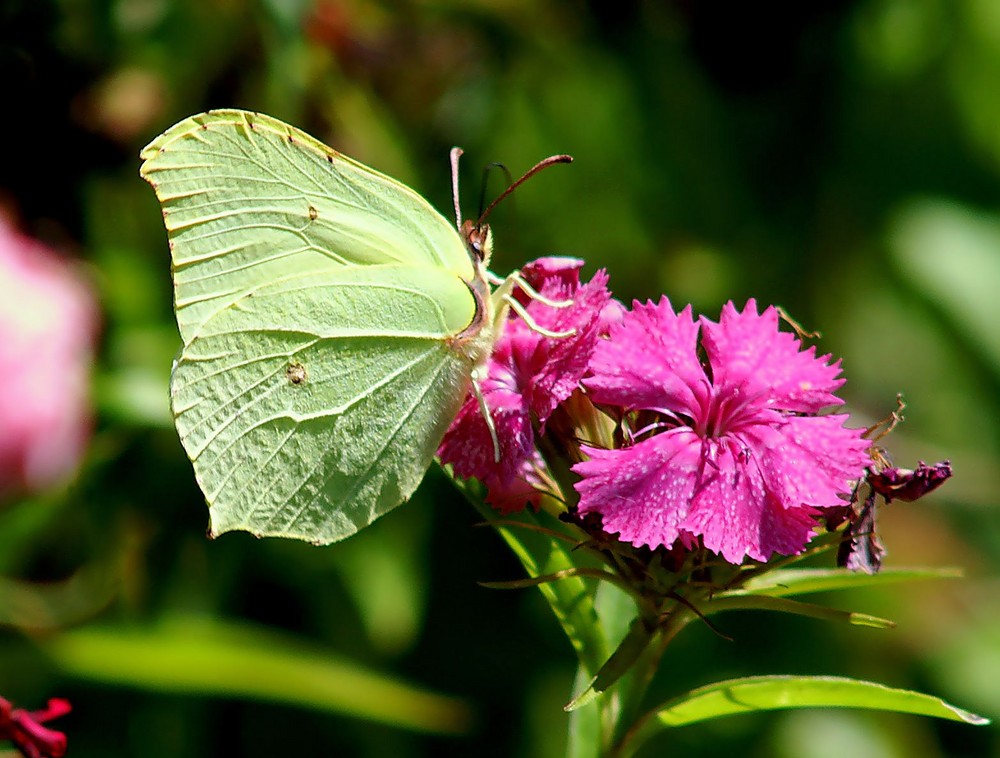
[
  {"left": 467, "top": 225, "right": 490, "bottom": 262},
  {"left": 459, "top": 219, "right": 488, "bottom": 262}
]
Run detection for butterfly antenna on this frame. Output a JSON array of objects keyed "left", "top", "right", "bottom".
[
  {"left": 450, "top": 147, "right": 464, "bottom": 231},
  {"left": 475, "top": 154, "right": 574, "bottom": 229},
  {"left": 478, "top": 162, "right": 514, "bottom": 221}
]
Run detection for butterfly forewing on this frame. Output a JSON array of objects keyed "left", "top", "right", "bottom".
[{"left": 139, "top": 110, "right": 474, "bottom": 343}]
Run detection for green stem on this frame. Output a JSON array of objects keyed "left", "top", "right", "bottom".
[{"left": 607, "top": 598, "right": 699, "bottom": 757}]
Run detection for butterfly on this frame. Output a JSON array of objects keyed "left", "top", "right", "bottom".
[{"left": 140, "top": 109, "right": 569, "bottom": 544}]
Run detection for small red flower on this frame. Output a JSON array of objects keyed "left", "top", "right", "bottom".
[{"left": 0, "top": 695, "right": 71, "bottom": 758}]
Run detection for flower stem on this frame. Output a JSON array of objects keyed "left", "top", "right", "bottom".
[{"left": 607, "top": 597, "right": 700, "bottom": 757}]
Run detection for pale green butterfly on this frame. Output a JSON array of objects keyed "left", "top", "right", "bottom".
[{"left": 140, "top": 109, "right": 570, "bottom": 544}]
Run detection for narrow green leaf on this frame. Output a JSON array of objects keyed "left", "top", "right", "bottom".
[
  {"left": 706, "top": 594, "right": 896, "bottom": 628},
  {"left": 565, "top": 616, "right": 656, "bottom": 712},
  {"left": 479, "top": 567, "right": 638, "bottom": 601},
  {"left": 619, "top": 675, "right": 989, "bottom": 757},
  {"left": 40, "top": 616, "right": 471, "bottom": 734},
  {"left": 566, "top": 665, "right": 604, "bottom": 758},
  {"left": 654, "top": 674, "right": 987, "bottom": 728},
  {"left": 723, "top": 567, "right": 963, "bottom": 599}
]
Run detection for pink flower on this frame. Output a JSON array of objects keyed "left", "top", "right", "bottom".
[
  {"left": 0, "top": 695, "right": 71, "bottom": 758},
  {"left": 439, "top": 257, "right": 612, "bottom": 512},
  {"left": 573, "top": 299, "right": 870, "bottom": 564},
  {"left": 0, "top": 216, "right": 98, "bottom": 498}
]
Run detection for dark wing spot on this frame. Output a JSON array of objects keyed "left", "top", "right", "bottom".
[
  {"left": 326, "top": 154, "right": 334, "bottom": 164},
  {"left": 286, "top": 362, "right": 307, "bottom": 385},
  {"left": 288, "top": 133, "right": 295, "bottom": 143},
  {"left": 308, "top": 205, "right": 318, "bottom": 221}
]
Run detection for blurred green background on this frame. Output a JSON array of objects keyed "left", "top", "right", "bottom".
[{"left": 2, "top": 0, "right": 999, "bottom": 755}]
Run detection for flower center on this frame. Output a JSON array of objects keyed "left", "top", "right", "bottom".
[{"left": 698, "top": 384, "right": 756, "bottom": 439}]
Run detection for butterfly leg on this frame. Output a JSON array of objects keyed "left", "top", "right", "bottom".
[{"left": 470, "top": 368, "right": 502, "bottom": 463}]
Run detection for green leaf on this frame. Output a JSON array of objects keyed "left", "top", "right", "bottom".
[
  {"left": 653, "top": 675, "right": 989, "bottom": 726},
  {"left": 723, "top": 567, "right": 963, "bottom": 598},
  {"left": 566, "top": 666, "right": 604, "bottom": 758},
  {"left": 705, "top": 594, "right": 896, "bottom": 629},
  {"left": 565, "top": 615, "right": 656, "bottom": 712},
  {"left": 40, "top": 616, "right": 471, "bottom": 734},
  {"left": 619, "top": 675, "right": 989, "bottom": 757}
]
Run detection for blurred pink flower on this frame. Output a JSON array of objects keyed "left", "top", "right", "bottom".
[
  {"left": 574, "top": 299, "right": 870, "bottom": 564},
  {"left": 0, "top": 216, "right": 97, "bottom": 497}
]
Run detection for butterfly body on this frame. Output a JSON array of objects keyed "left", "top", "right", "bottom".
[{"left": 141, "top": 110, "right": 495, "bottom": 543}]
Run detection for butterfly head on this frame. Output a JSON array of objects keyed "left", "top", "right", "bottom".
[
  {"left": 460, "top": 219, "right": 494, "bottom": 268},
  {"left": 450, "top": 148, "right": 571, "bottom": 276}
]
